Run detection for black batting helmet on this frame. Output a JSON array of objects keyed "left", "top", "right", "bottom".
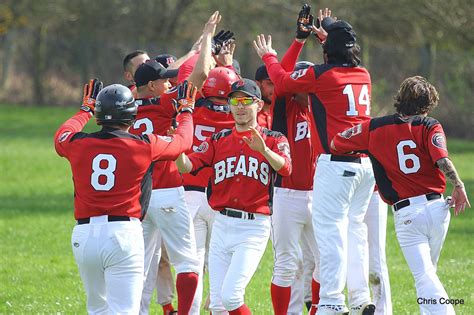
[{"left": 94, "top": 84, "right": 137, "bottom": 125}]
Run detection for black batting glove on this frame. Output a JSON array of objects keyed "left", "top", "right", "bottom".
[
  {"left": 212, "top": 30, "right": 234, "bottom": 55},
  {"left": 296, "top": 4, "right": 313, "bottom": 39}
]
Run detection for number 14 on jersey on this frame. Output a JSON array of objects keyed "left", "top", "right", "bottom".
[{"left": 343, "top": 84, "right": 370, "bottom": 116}]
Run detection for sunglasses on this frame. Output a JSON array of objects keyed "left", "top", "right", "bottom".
[{"left": 228, "top": 97, "right": 257, "bottom": 106}]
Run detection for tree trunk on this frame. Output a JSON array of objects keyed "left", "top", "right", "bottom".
[{"left": 32, "top": 25, "right": 47, "bottom": 105}]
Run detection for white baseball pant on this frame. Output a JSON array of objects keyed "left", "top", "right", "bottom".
[
  {"left": 209, "top": 211, "right": 271, "bottom": 313},
  {"left": 394, "top": 195, "right": 454, "bottom": 315},
  {"left": 301, "top": 234, "right": 316, "bottom": 306},
  {"left": 364, "top": 191, "right": 392, "bottom": 315},
  {"left": 71, "top": 215, "right": 144, "bottom": 314},
  {"left": 141, "top": 186, "right": 200, "bottom": 309},
  {"left": 288, "top": 244, "right": 305, "bottom": 315},
  {"left": 312, "top": 154, "right": 375, "bottom": 309},
  {"left": 185, "top": 189, "right": 216, "bottom": 315},
  {"left": 139, "top": 243, "right": 175, "bottom": 315}
]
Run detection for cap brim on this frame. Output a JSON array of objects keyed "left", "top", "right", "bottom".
[
  {"left": 161, "top": 69, "right": 179, "bottom": 79},
  {"left": 229, "top": 90, "right": 257, "bottom": 98}
]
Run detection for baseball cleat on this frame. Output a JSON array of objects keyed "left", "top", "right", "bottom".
[
  {"left": 349, "top": 302, "right": 375, "bottom": 315},
  {"left": 316, "top": 304, "right": 350, "bottom": 315}
]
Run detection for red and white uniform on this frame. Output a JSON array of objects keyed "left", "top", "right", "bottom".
[
  {"left": 54, "top": 110, "right": 192, "bottom": 314},
  {"left": 129, "top": 85, "right": 199, "bottom": 314},
  {"left": 332, "top": 114, "right": 454, "bottom": 314},
  {"left": 188, "top": 126, "right": 291, "bottom": 313},
  {"left": 263, "top": 49, "right": 375, "bottom": 310},
  {"left": 267, "top": 40, "right": 319, "bottom": 315},
  {"left": 182, "top": 99, "right": 235, "bottom": 314}
]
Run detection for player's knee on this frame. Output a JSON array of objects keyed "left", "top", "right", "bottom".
[
  {"left": 272, "top": 272, "right": 296, "bottom": 287},
  {"left": 221, "top": 291, "right": 243, "bottom": 311}
]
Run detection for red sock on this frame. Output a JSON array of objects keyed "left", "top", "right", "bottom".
[
  {"left": 176, "top": 272, "right": 198, "bottom": 315},
  {"left": 270, "top": 283, "right": 291, "bottom": 315},
  {"left": 229, "top": 304, "right": 252, "bottom": 315},
  {"left": 162, "top": 303, "right": 174, "bottom": 315},
  {"left": 309, "top": 278, "right": 321, "bottom": 315}
]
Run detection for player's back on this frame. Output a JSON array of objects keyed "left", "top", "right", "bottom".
[
  {"left": 64, "top": 129, "right": 153, "bottom": 219},
  {"left": 130, "top": 95, "right": 183, "bottom": 189},
  {"left": 311, "top": 64, "right": 371, "bottom": 155},
  {"left": 367, "top": 114, "right": 447, "bottom": 204}
]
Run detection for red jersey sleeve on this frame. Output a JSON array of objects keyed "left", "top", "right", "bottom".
[
  {"left": 280, "top": 40, "right": 303, "bottom": 71},
  {"left": 263, "top": 53, "right": 317, "bottom": 95},
  {"left": 269, "top": 133, "right": 292, "bottom": 176},
  {"left": 148, "top": 112, "right": 193, "bottom": 160},
  {"left": 177, "top": 53, "right": 198, "bottom": 83},
  {"left": 426, "top": 123, "right": 449, "bottom": 164},
  {"left": 54, "top": 111, "right": 92, "bottom": 157},
  {"left": 188, "top": 137, "right": 216, "bottom": 173},
  {"left": 331, "top": 121, "right": 370, "bottom": 154}
]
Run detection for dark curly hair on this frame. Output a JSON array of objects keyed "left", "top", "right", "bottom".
[{"left": 394, "top": 76, "right": 439, "bottom": 115}]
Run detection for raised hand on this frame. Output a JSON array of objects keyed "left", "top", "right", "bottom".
[
  {"left": 313, "top": 7, "right": 336, "bottom": 43},
  {"left": 203, "top": 11, "right": 222, "bottom": 39},
  {"left": 174, "top": 80, "right": 198, "bottom": 114},
  {"left": 81, "top": 78, "right": 103, "bottom": 114},
  {"left": 253, "top": 34, "right": 277, "bottom": 59},
  {"left": 212, "top": 29, "right": 234, "bottom": 55},
  {"left": 215, "top": 40, "right": 236, "bottom": 66},
  {"left": 296, "top": 4, "right": 313, "bottom": 39},
  {"left": 242, "top": 127, "right": 267, "bottom": 153}
]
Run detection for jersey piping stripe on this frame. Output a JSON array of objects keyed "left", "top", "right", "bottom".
[
  {"left": 367, "top": 153, "right": 400, "bottom": 204},
  {"left": 369, "top": 114, "right": 440, "bottom": 132},
  {"left": 310, "top": 94, "right": 330, "bottom": 154},
  {"left": 139, "top": 163, "right": 154, "bottom": 220}
]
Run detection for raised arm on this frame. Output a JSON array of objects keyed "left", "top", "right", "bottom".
[{"left": 186, "top": 11, "right": 221, "bottom": 90}]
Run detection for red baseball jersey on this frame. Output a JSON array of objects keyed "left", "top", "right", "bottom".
[
  {"left": 188, "top": 126, "right": 292, "bottom": 215},
  {"left": 272, "top": 95, "right": 316, "bottom": 190},
  {"left": 129, "top": 88, "right": 183, "bottom": 189},
  {"left": 257, "top": 108, "right": 273, "bottom": 129},
  {"left": 182, "top": 99, "right": 235, "bottom": 189},
  {"left": 263, "top": 53, "right": 371, "bottom": 156},
  {"left": 54, "top": 110, "right": 193, "bottom": 219},
  {"left": 332, "top": 114, "right": 449, "bottom": 204}
]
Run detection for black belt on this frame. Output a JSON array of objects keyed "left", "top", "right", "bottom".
[
  {"left": 330, "top": 155, "right": 361, "bottom": 163},
  {"left": 220, "top": 209, "right": 255, "bottom": 220},
  {"left": 77, "top": 216, "right": 131, "bottom": 225},
  {"left": 393, "top": 193, "right": 442, "bottom": 211},
  {"left": 184, "top": 185, "right": 206, "bottom": 192}
]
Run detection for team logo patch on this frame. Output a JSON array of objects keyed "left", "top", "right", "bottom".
[
  {"left": 340, "top": 124, "right": 362, "bottom": 139},
  {"left": 277, "top": 142, "right": 290, "bottom": 157},
  {"left": 290, "top": 68, "right": 308, "bottom": 80},
  {"left": 431, "top": 133, "right": 447, "bottom": 151},
  {"left": 196, "top": 141, "right": 209, "bottom": 153},
  {"left": 58, "top": 131, "right": 72, "bottom": 143},
  {"left": 157, "top": 135, "right": 173, "bottom": 142}
]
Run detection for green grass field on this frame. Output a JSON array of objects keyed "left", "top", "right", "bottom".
[{"left": 0, "top": 105, "right": 473, "bottom": 314}]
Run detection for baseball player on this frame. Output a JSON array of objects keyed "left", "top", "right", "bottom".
[
  {"left": 129, "top": 11, "right": 221, "bottom": 315},
  {"left": 54, "top": 79, "right": 196, "bottom": 313},
  {"left": 123, "top": 50, "right": 150, "bottom": 97},
  {"left": 364, "top": 190, "right": 392, "bottom": 315},
  {"left": 267, "top": 41, "right": 320, "bottom": 315},
  {"left": 254, "top": 65, "right": 273, "bottom": 128},
  {"left": 332, "top": 76, "right": 470, "bottom": 315},
  {"left": 182, "top": 66, "right": 240, "bottom": 314},
  {"left": 254, "top": 6, "right": 376, "bottom": 314},
  {"left": 176, "top": 78, "right": 292, "bottom": 314}
]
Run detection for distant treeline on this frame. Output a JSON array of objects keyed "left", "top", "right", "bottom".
[{"left": 0, "top": 0, "right": 472, "bottom": 137}]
